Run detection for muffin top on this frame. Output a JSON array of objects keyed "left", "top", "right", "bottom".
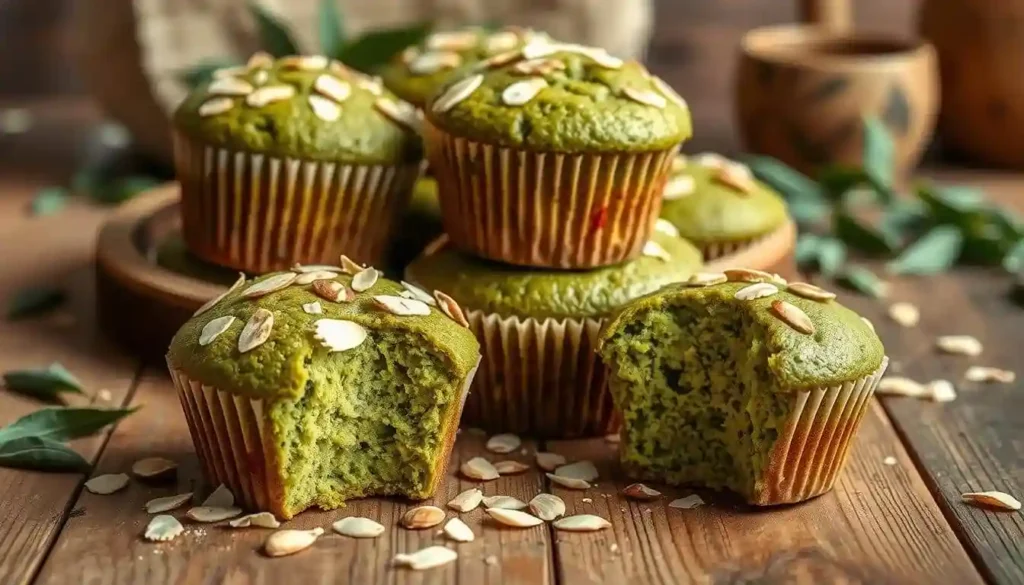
[
  {"left": 381, "top": 26, "right": 550, "bottom": 107},
  {"left": 405, "top": 228, "right": 703, "bottom": 320},
  {"left": 167, "top": 264, "right": 480, "bottom": 400},
  {"left": 173, "top": 53, "right": 423, "bottom": 164},
  {"left": 599, "top": 270, "right": 885, "bottom": 390},
  {"left": 424, "top": 40, "right": 692, "bottom": 153},
  {"left": 659, "top": 153, "right": 790, "bottom": 243}
]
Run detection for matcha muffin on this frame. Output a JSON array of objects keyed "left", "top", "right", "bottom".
[
  {"left": 166, "top": 262, "right": 480, "bottom": 518},
  {"left": 660, "top": 153, "right": 791, "bottom": 261},
  {"left": 423, "top": 39, "right": 692, "bottom": 269},
  {"left": 405, "top": 228, "right": 702, "bottom": 438},
  {"left": 385, "top": 177, "right": 444, "bottom": 275},
  {"left": 382, "top": 26, "right": 550, "bottom": 108},
  {"left": 598, "top": 270, "right": 887, "bottom": 505},
  {"left": 172, "top": 53, "right": 423, "bottom": 273}
]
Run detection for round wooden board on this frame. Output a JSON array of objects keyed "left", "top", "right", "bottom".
[{"left": 96, "top": 183, "right": 797, "bottom": 358}]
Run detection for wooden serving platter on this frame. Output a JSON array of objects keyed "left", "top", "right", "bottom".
[{"left": 95, "top": 183, "right": 797, "bottom": 357}]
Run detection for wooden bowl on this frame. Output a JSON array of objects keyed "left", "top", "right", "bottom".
[{"left": 735, "top": 25, "right": 939, "bottom": 178}]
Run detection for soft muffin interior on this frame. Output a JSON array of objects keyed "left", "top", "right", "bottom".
[
  {"left": 269, "top": 330, "right": 461, "bottom": 513},
  {"left": 599, "top": 299, "right": 792, "bottom": 498}
]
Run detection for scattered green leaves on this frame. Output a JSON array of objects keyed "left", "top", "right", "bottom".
[
  {"left": 833, "top": 211, "right": 897, "bottom": 256},
  {"left": 6, "top": 287, "right": 66, "bottom": 320},
  {"left": 861, "top": 115, "right": 894, "bottom": 193},
  {"left": 0, "top": 436, "right": 90, "bottom": 472},
  {"left": 0, "top": 407, "right": 135, "bottom": 443},
  {"left": 248, "top": 1, "right": 300, "bottom": 56},
  {"left": 318, "top": 0, "right": 346, "bottom": 58},
  {"left": 888, "top": 226, "right": 963, "bottom": 275},
  {"left": 2, "top": 363, "right": 83, "bottom": 401},
  {"left": 338, "top": 23, "right": 433, "bottom": 73},
  {"left": 816, "top": 237, "right": 848, "bottom": 278},
  {"left": 839, "top": 266, "right": 888, "bottom": 298},
  {"left": 30, "top": 187, "right": 69, "bottom": 217}
]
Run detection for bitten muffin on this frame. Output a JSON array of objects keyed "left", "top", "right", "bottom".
[
  {"left": 381, "top": 26, "right": 550, "bottom": 108},
  {"left": 166, "top": 263, "right": 480, "bottom": 519},
  {"left": 405, "top": 228, "right": 702, "bottom": 438},
  {"left": 385, "top": 177, "right": 444, "bottom": 275},
  {"left": 597, "top": 270, "right": 887, "bottom": 505},
  {"left": 659, "top": 153, "right": 791, "bottom": 261},
  {"left": 423, "top": 39, "right": 692, "bottom": 269},
  {"left": 172, "top": 53, "right": 423, "bottom": 273}
]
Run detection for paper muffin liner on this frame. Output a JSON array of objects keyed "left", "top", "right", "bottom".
[
  {"left": 423, "top": 121, "right": 679, "bottom": 269},
  {"left": 699, "top": 233, "right": 770, "bottom": 261},
  {"left": 172, "top": 130, "right": 420, "bottom": 273},
  {"left": 463, "top": 310, "right": 619, "bottom": 438},
  {"left": 167, "top": 360, "right": 478, "bottom": 519}
]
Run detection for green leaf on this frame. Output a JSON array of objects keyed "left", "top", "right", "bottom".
[
  {"left": 838, "top": 265, "right": 888, "bottom": 298},
  {"left": 818, "top": 165, "right": 865, "bottom": 201},
  {"left": 0, "top": 436, "right": 90, "bottom": 472},
  {"left": 816, "top": 237, "right": 848, "bottom": 278},
  {"left": 249, "top": 1, "right": 301, "bottom": 57},
  {"left": 2, "top": 363, "right": 83, "bottom": 401},
  {"left": 30, "top": 187, "right": 69, "bottom": 217},
  {"left": 786, "top": 197, "right": 831, "bottom": 227},
  {"left": 0, "top": 407, "right": 136, "bottom": 443},
  {"left": 318, "top": 0, "right": 346, "bottom": 59},
  {"left": 861, "top": 116, "right": 894, "bottom": 191},
  {"left": 6, "top": 287, "right": 66, "bottom": 320},
  {"left": 88, "top": 176, "right": 161, "bottom": 205},
  {"left": 887, "top": 225, "right": 964, "bottom": 275},
  {"left": 338, "top": 22, "right": 432, "bottom": 73},
  {"left": 986, "top": 207, "right": 1022, "bottom": 241},
  {"left": 1003, "top": 239, "right": 1024, "bottom": 273},
  {"left": 795, "top": 234, "right": 821, "bottom": 268},
  {"left": 176, "top": 60, "right": 237, "bottom": 90},
  {"left": 745, "top": 155, "right": 824, "bottom": 201},
  {"left": 879, "top": 199, "right": 929, "bottom": 243},
  {"left": 833, "top": 211, "right": 897, "bottom": 255}
]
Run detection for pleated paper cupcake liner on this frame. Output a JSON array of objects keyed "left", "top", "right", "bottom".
[
  {"left": 464, "top": 310, "right": 619, "bottom": 438},
  {"left": 424, "top": 122, "right": 679, "bottom": 269},
  {"left": 699, "top": 233, "right": 769, "bottom": 261},
  {"left": 173, "top": 130, "right": 420, "bottom": 273}
]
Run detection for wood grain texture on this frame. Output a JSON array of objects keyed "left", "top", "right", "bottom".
[{"left": 34, "top": 368, "right": 553, "bottom": 585}]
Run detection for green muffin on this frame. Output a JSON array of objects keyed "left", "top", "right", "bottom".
[
  {"left": 598, "top": 270, "right": 887, "bottom": 505},
  {"left": 166, "top": 264, "right": 480, "bottom": 519},
  {"left": 172, "top": 53, "right": 423, "bottom": 273},
  {"left": 660, "top": 153, "right": 791, "bottom": 260},
  {"left": 385, "top": 177, "right": 444, "bottom": 276},
  {"left": 381, "top": 26, "right": 550, "bottom": 108},
  {"left": 405, "top": 230, "right": 703, "bottom": 438},
  {"left": 423, "top": 40, "right": 692, "bottom": 269}
]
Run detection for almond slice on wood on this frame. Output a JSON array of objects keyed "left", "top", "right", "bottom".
[
  {"left": 144, "top": 515, "right": 184, "bottom": 542},
  {"left": 888, "top": 302, "right": 920, "bottom": 327},
  {"left": 131, "top": 457, "right": 177, "bottom": 480},
  {"left": 964, "top": 366, "right": 1016, "bottom": 384},
  {"left": 202, "top": 484, "right": 234, "bottom": 508},
  {"left": 552, "top": 514, "right": 611, "bottom": 532},
  {"left": 264, "top": 528, "right": 324, "bottom": 557},
  {"left": 229, "top": 512, "right": 280, "bottom": 529},
  {"left": 434, "top": 290, "right": 469, "bottom": 327},
  {"left": 927, "top": 379, "right": 957, "bottom": 402},
  {"left": 876, "top": 377, "right": 928, "bottom": 398},
  {"left": 786, "top": 282, "right": 836, "bottom": 302},
  {"left": 186, "top": 506, "right": 243, "bottom": 523},
  {"left": 546, "top": 473, "right": 591, "bottom": 490},
  {"left": 961, "top": 491, "right": 1021, "bottom": 511},
  {"left": 486, "top": 508, "right": 544, "bottom": 527},
  {"left": 85, "top": 473, "right": 129, "bottom": 495},
  {"left": 443, "top": 517, "right": 475, "bottom": 542},
  {"left": 936, "top": 335, "right": 983, "bottom": 356},
  {"left": 668, "top": 494, "right": 705, "bottom": 509},
  {"left": 461, "top": 456, "right": 499, "bottom": 481},
  {"left": 351, "top": 267, "right": 380, "bottom": 292},
  {"left": 622, "top": 483, "right": 661, "bottom": 500},
  {"left": 199, "top": 316, "right": 235, "bottom": 346},
  {"left": 448, "top": 488, "right": 484, "bottom": 512},
  {"left": 734, "top": 283, "right": 779, "bottom": 301},
  {"left": 529, "top": 493, "right": 565, "bottom": 521},
  {"left": 482, "top": 496, "right": 528, "bottom": 510},
  {"left": 401, "top": 505, "right": 446, "bottom": 529},
  {"left": 333, "top": 516, "right": 385, "bottom": 538},
  {"left": 238, "top": 308, "right": 274, "bottom": 353},
  {"left": 770, "top": 300, "right": 815, "bottom": 335},
  {"left": 314, "top": 319, "right": 368, "bottom": 352},
  {"left": 535, "top": 452, "right": 567, "bottom": 471},
  {"left": 394, "top": 546, "right": 458, "bottom": 570},
  {"left": 486, "top": 433, "right": 522, "bottom": 454},
  {"left": 494, "top": 460, "right": 530, "bottom": 475},
  {"left": 242, "top": 273, "right": 296, "bottom": 298},
  {"left": 554, "top": 460, "right": 599, "bottom": 482},
  {"left": 145, "top": 492, "right": 193, "bottom": 514}
]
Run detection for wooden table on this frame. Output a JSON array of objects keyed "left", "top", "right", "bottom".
[{"left": 1, "top": 102, "right": 1023, "bottom": 585}]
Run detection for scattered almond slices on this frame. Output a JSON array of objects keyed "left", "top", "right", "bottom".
[
  {"left": 734, "top": 282, "right": 779, "bottom": 301},
  {"left": 623, "top": 87, "right": 667, "bottom": 108},
  {"left": 194, "top": 273, "right": 246, "bottom": 316},
  {"left": 642, "top": 240, "right": 672, "bottom": 261},
  {"left": 927, "top": 379, "right": 957, "bottom": 402},
  {"left": 461, "top": 456, "right": 499, "bottom": 481},
  {"left": 961, "top": 491, "right": 1021, "bottom": 511},
  {"left": 936, "top": 335, "right": 983, "bottom": 356},
  {"left": 786, "top": 282, "right": 836, "bottom": 302},
  {"left": 264, "top": 528, "right": 324, "bottom": 557},
  {"left": 208, "top": 77, "right": 254, "bottom": 96},
  {"left": 883, "top": 456, "right": 898, "bottom": 466},
  {"left": 486, "top": 508, "right": 544, "bottom": 528},
  {"left": 651, "top": 76, "right": 687, "bottom": 109},
  {"left": 554, "top": 460, "right": 599, "bottom": 482},
  {"left": 724, "top": 268, "right": 774, "bottom": 283},
  {"left": 964, "top": 366, "right": 1016, "bottom": 384},
  {"left": 486, "top": 433, "right": 521, "bottom": 454},
  {"left": 529, "top": 493, "right": 565, "bottom": 521},
  {"left": 198, "top": 97, "right": 234, "bottom": 117},
  {"left": 888, "top": 302, "right": 920, "bottom": 327},
  {"left": 443, "top": 517, "right": 475, "bottom": 543},
  {"left": 294, "top": 270, "right": 339, "bottom": 286},
  {"left": 654, "top": 218, "right": 680, "bottom": 238},
  {"left": 199, "top": 315, "right": 235, "bottom": 346},
  {"left": 333, "top": 516, "right": 385, "bottom": 538},
  {"left": 552, "top": 514, "right": 611, "bottom": 532},
  {"left": 228, "top": 512, "right": 280, "bottom": 529},
  {"left": 668, "top": 494, "right": 705, "bottom": 509},
  {"left": 202, "top": 484, "right": 235, "bottom": 508},
  {"left": 877, "top": 376, "right": 929, "bottom": 398},
  {"left": 770, "top": 300, "right": 815, "bottom": 335},
  {"left": 494, "top": 460, "right": 530, "bottom": 475},
  {"left": 712, "top": 163, "right": 756, "bottom": 194},
  {"left": 85, "top": 473, "right": 130, "bottom": 495},
  {"left": 302, "top": 301, "right": 323, "bottom": 315},
  {"left": 238, "top": 308, "right": 274, "bottom": 353},
  {"left": 502, "top": 77, "right": 548, "bottom": 106},
  {"left": 242, "top": 273, "right": 296, "bottom": 298},
  {"left": 434, "top": 290, "right": 470, "bottom": 327},
  {"left": 401, "top": 281, "right": 437, "bottom": 305},
  {"left": 401, "top": 505, "right": 446, "bottom": 529},
  {"left": 144, "top": 515, "right": 184, "bottom": 542},
  {"left": 339, "top": 254, "right": 364, "bottom": 274},
  {"left": 145, "top": 492, "right": 193, "bottom": 514},
  {"left": 482, "top": 496, "right": 528, "bottom": 511},
  {"left": 314, "top": 319, "right": 368, "bottom": 352},
  {"left": 433, "top": 74, "right": 484, "bottom": 114},
  {"left": 662, "top": 175, "right": 695, "bottom": 200},
  {"left": 622, "top": 483, "right": 661, "bottom": 500},
  {"left": 313, "top": 74, "right": 351, "bottom": 102},
  {"left": 375, "top": 97, "right": 421, "bottom": 132},
  {"left": 246, "top": 84, "right": 296, "bottom": 108},
  {"left": 394, "top": 545, "right": 458, "bottom": 570},
  {"left": 448, "top": 488, "right": 484, "bottom": 512},
  {"left": 546, "top": 473, "right": 591, "bottom": 490},
  {"left": 686, "top": 272, "right": 727, "bottom": 287},
  {"left": 312, "top": 280, "right": 353, "bottom": 303},
  {"left": 374, "top": 294, "right": 431, "bottom": 316},
  {"left": 186, "top": 506, "right": 243, "bottom": 523},
  {"left": 351, "top": 267, "right": 380, "bottom": 292},
  {"left": 535, "top": 452, "right": 566, "bottom": 471},
  {"left": 308, "top": 95, "right": 341, "bottom": 121},
  {"left": 131, "top": 457, "right": 178, "bottom": 481}
]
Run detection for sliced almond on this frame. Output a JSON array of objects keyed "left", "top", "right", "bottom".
[
  {"left": 770, "top": 300, "right": 815, "bottom": 335},
  {"left": 927, "top": 379, "right": 957, "bottom": 402},
  {"left": 247, "top": 51, "right": 273, "bottom": 69},
  {"left": 251, "top": 69, "right": 269, "bottom": 85},
  {"left": 144, "top": 515, "right": 184, "bottom": 542},
  {"left": 521, "top": 39, "right": 559, "bottom": 60},
  {"left": 401, "top": 281, "right": 437, "bottom": 305},
  {"left": 936, "top": 335, "right": 983, "bottom": 356},
  {"left": 85, "top": 473, "right": 129, "bottom": 495},
  {"left": 312, "top": 280, "right": 353, "bottom": 303},
  {"left": 186, "top": 506, "right": 242, "bottom": 523},
  {"left": 314, "top": 319, "right": 368, "bottom": 352},
  {"left": 961, "top": 491, "right": 1021, "bottom": 511},
  {"left": 486, "top": 433, "right": 522, "bottom": 454},
  {"left": 401, "top": 505, "right": 446, "bottom": 529},
  {"left": 686, "top": 272, "right": 727, "bottom": 287},
  {"left": 279, "top": 55, "right": 328, "bottom": 70},
  {"left": 584, "top": 48, "right": 624, "bottom": 69},
  {"left": 213, "top": 65, "right": 248, "bottom": 79},
  {"left": 529, "top": 493, "right": 565, "bottom": 521},
  {"left": 242, "top": 273, "right": 297, "bottom": 298},
  {"left": 408, "top": 51, "right": 462, "bottom": 75},
  {"left": 302, "top": 301, "right": 323, "bottom": 315},
  {"left": 443, "top": 517, "right": 475, "bottom": 542},
  {"left": 351, "top": 267, "right": 380, "bottom": 292},
  {"left": 434, "top": 290, "right": 469, "bottom": 327},
  {"left": 511, "top": 57, "right": 565, "bottom": 75},
  {"left": 131, "top": 457, "right": 177, "bottom": 480},
  {"left": 485, "top": 31, "right": 520, "bottom": 53},
  {"left": 482, "top": 495, "right": 528, "bottom": 510},
  {"left": 246, "top": 85, "right": 296, "bottom": 108},
  {"left": 535, "top": 452, "right": 567, "bottom": 471},
  {"left": 494, "top": 460, "right": 530, "bottom": 475},
  {"left": 208, "top": 77, "right": 254, "bottom": 96},
  {"left": 605, "top": 433, "right": 621, "bottom": 444},
  {"left": 308, "top": 95, "right": 341, "bottom": 121},
  {"left": 662, "top": 174, "right": 695, "bottom": 200},
  {"left": 712, "top": 163, "right": 756, "bottom": 194},
  {"left": 883, "top": 456, "right": 898, "bottom": 466},
  {"left": 356, "top": 75, "right": 384, "bottom": 95},
  {"left": 481, "top": 49, "right": 524, "bottom": 70},
  {"left": 394, "top": 546, "right": 458, "bottom": 570},
  {"left": 426, "top": 30, "right": 480, "bottom": 51},
  {"left": 199, "top": 316, "right": 235, "bottom": 346},
  {"left": 724, "top": 268, "right": 774, "bottom": 283},
  {"left": 293, "top": 263, "right": 344, "bottom": 273},
  {"left": 314, "top": 74, "right": 351, "bottom": 102},
  {"left": 623, "top": 87, "right": 667, "bottom": 109},
  {"left": 552, "top": 514, "right": 611, "bottom": 532},
  {"left": 198, "top": 97, "right": 234, "bottom": 117},
  {"left": 887, "top": 302, "right": 920, "bottom": 327},
  {"left": 333, "top": 516, "right": 385, "bottom": 538},
  {"left": 876, "top": 376, "right": 929, "bottom": 398},
  {"left": 264, "top": 528, "right": 324, "bottom": 557},
  {"left": 374, "top": 294, "right": 431, "bottom": 316},
  {"left": 554, "top": 460, "right": 599, "bottom": 482},
  {"left": 652, "top": 75, "right": 687, "bottom": 109},
  {"left": 339, "top": 254, "right": 363, "bottom": 274},
  {"left": 668, "top": 494, "right": 705, "bottom": 509},
  {"left": 432, "top": 74, "right": 483, "bottom": 114},
  {"left": 238, "top": 308, "right": 274, "bottom": 353},
  {"left": 486, "top": 508, "right": 544, "bottom": 527},
  {"left": 229, "top": 512, "right": 280, "bottom": 529},
  {"left": 145, "top": 492, "right": 193, "bottom": 514},
  {"left": 546, "top": 473, "right": 591, "bottom": 490},
  {"left": 194, "top": 273, "right": 245, "bottom": 317},
  {"left": 202, "top": 483, "right": 234, "bottom": 508},
  {"left": 502, "top": 78, "right": 547, "bottom": 106},
  {"left": 862, "top": 317, "right": 875, "bottom": 332},
  {"left": 376, "top": 97, "right": 421, "bottom": 132},
  {"left": 622, "top": 483, "right": 661, "bottom": 500},
  {"left": 734, "top": 282, "right": 779, "bottom": 301},
  {"left": 964, "top": 366, "right": 1016, "bottom": 384},
  {"left": 654, "top": 218, "right": 680, "bottom": 238},
  {"left": 448, "top": 488, "right": 484, "bottom": 512},
  {"left": 461, "top": 456, "right": 499, "bottom": 481},
  {"left": 294, "top": 270, "right": 338, "bottom": 285},
  {"left": 785, "top": 282, "right": 835, "bottom": 302},
  {"left": 642, "top": 240, "right": 672, "bottom": 261}
]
